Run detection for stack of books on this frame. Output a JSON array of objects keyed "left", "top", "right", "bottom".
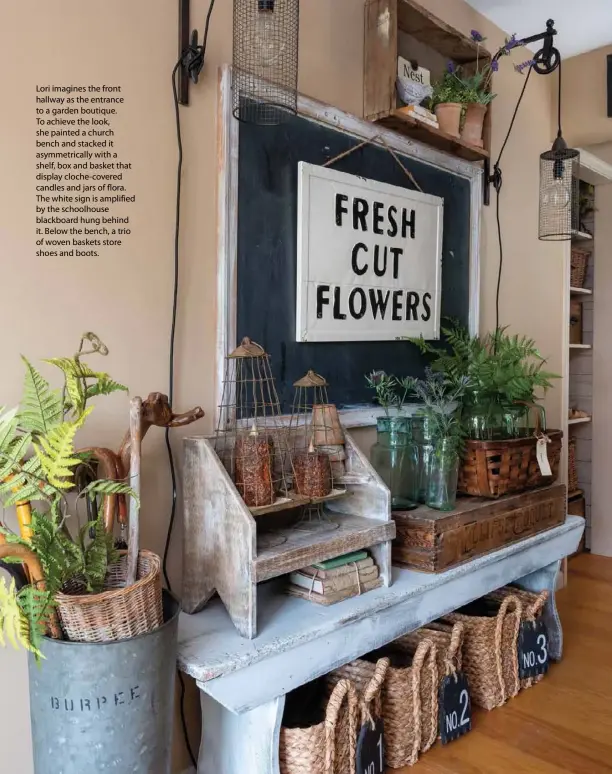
[
  {"left": 287, "top": 550, "right": 382, "bottom": 606},
  {"left": 397, "top": 104, "right": 439, "bottom": 129}
]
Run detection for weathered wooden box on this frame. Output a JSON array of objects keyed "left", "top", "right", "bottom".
[{"left": 393, "top": 484, "right": 566, "bottom": 572}]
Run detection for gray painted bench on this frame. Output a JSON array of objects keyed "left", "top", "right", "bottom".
[{"left": 177, "top": 515, "right": 584, "bottom": 774}]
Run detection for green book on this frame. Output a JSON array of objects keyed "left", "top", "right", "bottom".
[{"left": 312, "top": 551, "right": 369, "bottom": 571}]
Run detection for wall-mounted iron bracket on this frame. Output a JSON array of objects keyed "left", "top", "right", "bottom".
[
  {"left": 178, "top": 0, "right": 207, "bottom": 106},
  {"left": 484, "top": 19, "right": 559, "bottom": 204}
]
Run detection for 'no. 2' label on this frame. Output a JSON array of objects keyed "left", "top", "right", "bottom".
[
  {"left": 356, "top": 718, "right": 384, "bottom": 774},
  {"left": 439, "top": 672, "right": 472, "bottom": 745}
]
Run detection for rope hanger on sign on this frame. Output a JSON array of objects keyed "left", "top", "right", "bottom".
[{"left": 323, "top": 134, "right": 423, "bottom": 193}]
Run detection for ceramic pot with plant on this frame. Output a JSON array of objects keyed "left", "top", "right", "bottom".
[{"left": 429, "top": 65, "right": 465, "bottom": 137}]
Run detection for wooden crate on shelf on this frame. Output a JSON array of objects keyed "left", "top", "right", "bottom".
[
  {"left": 364, "top": 0, "right": 491, "bottom": 161},
  {"left": 182, "top": 430, "right": 395, "bottom": 638},
  {"left": 393, "top": 484, "right": 566, "bottom": 572}
]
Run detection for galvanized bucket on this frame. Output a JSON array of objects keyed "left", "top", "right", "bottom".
[{"left": 28, "top": 589, "right": 179, "bottom": 774}]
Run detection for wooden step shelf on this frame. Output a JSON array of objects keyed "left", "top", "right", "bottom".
[{"left": 182, "top": 430, "right": 394, "bottom": 638}]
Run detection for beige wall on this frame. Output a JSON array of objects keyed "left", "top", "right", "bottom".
[
  {"left": 0, "top": 1, "right": 564, "bottom": 771},
  {"left": 563, "top": 44, "right": 612, "bottom": 148}
]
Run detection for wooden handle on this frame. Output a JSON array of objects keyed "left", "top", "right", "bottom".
[
  {"left": 126, "top": 397, "right": 142, "bottom": 586},
  {"left": 0, "top": 544, "right": 62, "bottom": 639}
]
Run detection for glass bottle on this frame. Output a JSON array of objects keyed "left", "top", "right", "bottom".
[
  {"left": 370, "top": 416, "right": 418, "bottom": 510},
  {"left": 463, "top": 389, "right": 505, "bottom": 440},
  {"left": 426, "top": 438, "right": 460, "bottom": 512},
  {"left": 411, "top": 415, "right": 434, "bottom": 504}
]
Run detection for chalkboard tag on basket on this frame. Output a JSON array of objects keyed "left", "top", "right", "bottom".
[
  {"left": 518, "top": 619, "right": 549, "bottom": 679},
  {"left": 439, "top": 672, "right": 472, "bottom": 745},
  {"left": 356, "top": 718, "right": 384, "bottom": 774}
]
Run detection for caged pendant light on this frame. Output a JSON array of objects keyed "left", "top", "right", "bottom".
[
  {"left": 539, "top": 59, "right": 580, "bottom": 241},
  {"left": 232, "top": 0, "right": 300, "bottom": 125}
]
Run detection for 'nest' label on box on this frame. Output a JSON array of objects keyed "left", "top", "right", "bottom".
[{"left": 296, "top": 162, "right": 443, "bottom": 342}]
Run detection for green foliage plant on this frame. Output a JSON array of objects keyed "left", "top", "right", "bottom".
[
  {"left": 402, "top": 370, "right": 471, "bottom": 455},
  {"left": 0, "top": 333, "right": 137, "bottom": 658},
  {"left": 409, "top": 322, "right": 559, "bottom": 412}
]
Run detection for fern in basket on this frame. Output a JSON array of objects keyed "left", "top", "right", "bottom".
[
  {"left": 0, "top": 334, "right": 137, "bottom": 657},
  {"left": 409, "top": 321, "right": 559, "bottom": 407}
]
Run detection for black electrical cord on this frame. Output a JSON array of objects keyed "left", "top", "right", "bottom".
[
  {"left": 493, "top": 65, "right": 533, "bottom": 333},
  {"left": 163, "top": 2, "right": 216, "bottom": 768}
]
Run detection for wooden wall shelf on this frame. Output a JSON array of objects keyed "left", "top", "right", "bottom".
[
  {"left": 364, "top": 0, "right": 491, "bottom": 161},
  {"left": 378, "top": 109, "right": 489, "bottom": 161}
]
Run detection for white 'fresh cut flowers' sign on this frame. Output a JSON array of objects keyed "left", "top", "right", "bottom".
[{"left": 296, "top": 162, "right": 443, "bottom": 342}]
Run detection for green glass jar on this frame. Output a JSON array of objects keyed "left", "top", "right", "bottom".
[
  {"left": 411, "top": 415, "right": 434, "bottom": 504},
  {"left": 426, "top": 438, "right": 460, "bottom": 512},
  {"left": 370, "top": 416, "right": 418, "bottom": 510},
  {"left": 502, "top": 402, "right": 547, "bottom": 438},
  {"left": 463, "top": 390, "right": 505, "bottom": 440}
]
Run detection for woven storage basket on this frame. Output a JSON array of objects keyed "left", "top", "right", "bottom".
[
  {"left": 325, "top": 658, "right": 389, "bottom": 770},
  {"left": 56, "top": 549, "right": 163, "bottom": 643},
  {"left": 571, "top": 248, "right": 589, "bottom": 288},
  {"left": 280, "top": 678, "right": 358, "bottom": 774},
  {"left": 486, "top": 586, "right": 549, "bottom": 690},
  {"left": 458, "top": 430, "right": 562, "bottom": 498},
  {"left": 444, "top": 594, "right": 522, "bottom": 711},
  {"left": 395, "top": 622, "right": 464, "bottom": 745},
  {"left": 568, "top": 437, "right": 578, "bottom": 494},
  {"left": 328, "top": 644, "right": 437, "bottom": 768}
]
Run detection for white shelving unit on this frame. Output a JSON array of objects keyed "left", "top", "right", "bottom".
[{"left": 562, "top": 149, "right": 612, "bottom": 554}]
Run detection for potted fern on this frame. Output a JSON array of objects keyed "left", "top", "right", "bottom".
[
  {"left": 0, "top": 334, "right": 183, "bottom": 774},
  {"left": 410, "top": 322, "right": 558, "bottom": 440}
]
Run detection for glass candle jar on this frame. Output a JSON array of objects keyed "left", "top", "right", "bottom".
[
  {"left": 411, "top": 415, "right": 434, "bottom": 504},
  {"left": 426, "top": 438, "right": 460, "bottom": 512}
]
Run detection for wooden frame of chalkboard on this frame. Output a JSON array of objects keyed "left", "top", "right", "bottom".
[{"left": 216, "top": 65, "right": 482, "bottom": 428}]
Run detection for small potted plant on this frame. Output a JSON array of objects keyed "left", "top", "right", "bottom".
[{"left": 429, "top": 64, "right": 466, "bottom": 138}]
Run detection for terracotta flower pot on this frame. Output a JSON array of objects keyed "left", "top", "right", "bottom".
[
  {"left": 461, "top": 103, "right": 488, "bottom": 147},
  {"left": 434, "top": 102, "right": 462, "bottom": 138}
]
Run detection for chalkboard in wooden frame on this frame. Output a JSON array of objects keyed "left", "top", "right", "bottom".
[{"left": 216, "top": 65, "right": 481, "bottom": 427}]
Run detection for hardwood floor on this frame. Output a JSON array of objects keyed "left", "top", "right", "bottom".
[{"left": 398, "top": 554, "right": 612, "bottom": 773}]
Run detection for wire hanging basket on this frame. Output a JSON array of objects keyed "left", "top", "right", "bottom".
[
  {"left": 539, "top": 140, "right": 580, "bottom": 241},
  {"left": 232, "top": 0, "right": 299, "bottom": 125}
]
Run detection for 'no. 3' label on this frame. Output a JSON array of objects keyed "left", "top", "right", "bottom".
[{"left": 518, "top": 620, "right": 549, "bottom": 679}]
